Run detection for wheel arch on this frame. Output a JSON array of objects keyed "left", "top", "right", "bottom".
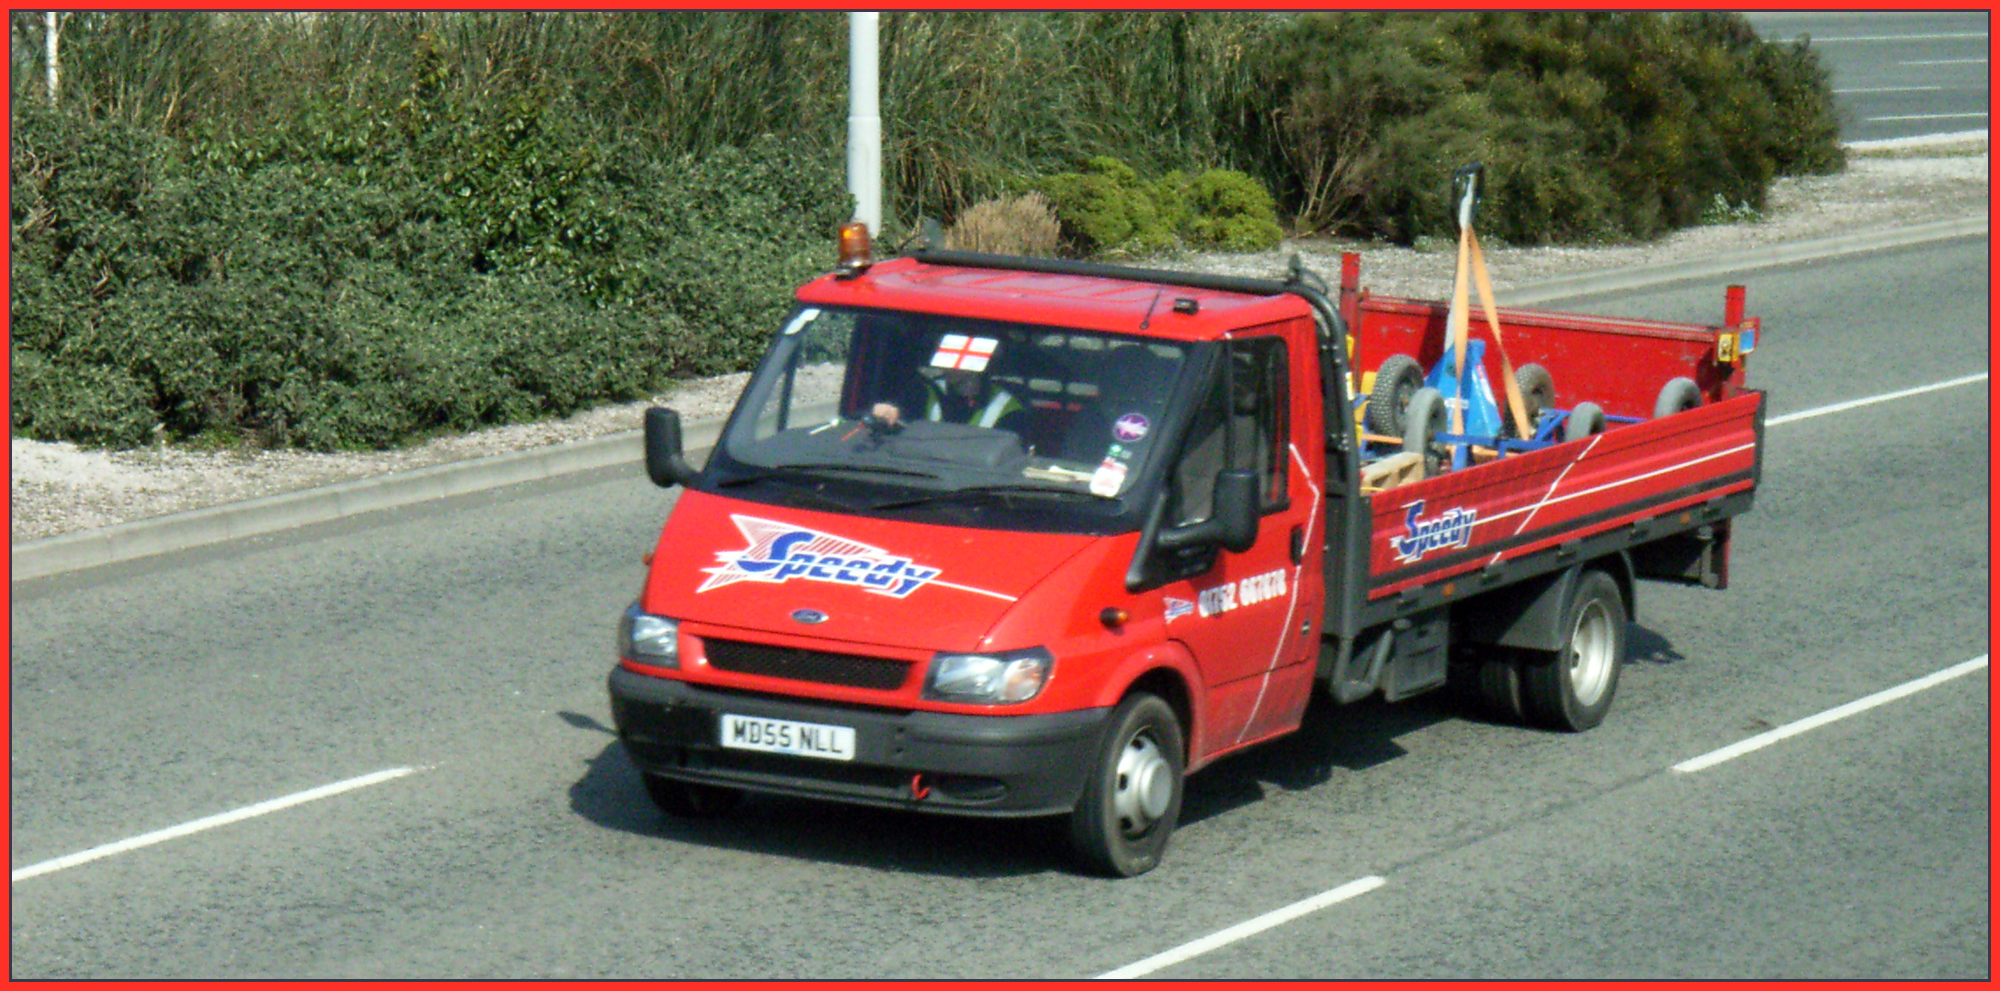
[
  {"left": 1091, "top": 641, "right": 1201, "bottom": 764},
  {"left": 1457, "top": 553, "right": 1635, "bottom": 653}
]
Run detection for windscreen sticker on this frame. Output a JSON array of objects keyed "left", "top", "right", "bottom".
[
  {"left": 701, "top": 515, "right": 940, "bottom": 598},
  {"left": 1392, "top": 499, "right": 1478, "bottom": 563},
  {"left": 1089, "top": 456, "right": 1129, "bottom": 497},
  {"left": 930, "top": 334, "right": 998, "bottom": 372},
  {"left": 781, "top": 308, "right": 822, "bottom": 336},
  {"left": 1113, "top": 413, "right": 1151, "bottom": 442}
]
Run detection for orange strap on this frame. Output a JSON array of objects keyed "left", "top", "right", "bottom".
[{"left": 1468, "top": 230, "right": 1534, "bottom": 440}]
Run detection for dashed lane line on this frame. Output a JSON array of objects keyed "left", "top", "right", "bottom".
[{"left": 11, "top": 767, "right": 421, "bottom": 883}]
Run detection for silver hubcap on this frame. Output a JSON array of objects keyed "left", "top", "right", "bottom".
[
  {"left": 1566, "top": 599, "right": 1615, "bottom": 706},
  {"left": 1113, "top": 732, "right": 1174, "bottom": 835}
]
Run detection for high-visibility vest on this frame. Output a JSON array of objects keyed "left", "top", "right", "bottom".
[{"left": 924, "top": 378, "right": 1023, "bottom": 428}]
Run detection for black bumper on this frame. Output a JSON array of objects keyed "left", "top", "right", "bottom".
[{"left": 607, "top": 666, "right": 1110, "bottom": 817}]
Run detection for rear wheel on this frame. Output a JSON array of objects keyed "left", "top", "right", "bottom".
[
  {"left": 1475, "top": 649, "right": 1529, "bottom": 724},
  {"left": 643, "top": 774, "right": 744, "bottom": 818},
  {"left": 1068, "top": 692, "right": 1185, "bottom": 877},
  {"left": 1521, "top": 570, "right": 1627, "bottom": 732},
  {"left": 1367, "top": 354, "right": 1427, "bottom": 436}
]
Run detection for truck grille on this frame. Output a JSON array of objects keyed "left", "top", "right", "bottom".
[{"left": 701, "top": 639, "right": 912, "bottom": 690}]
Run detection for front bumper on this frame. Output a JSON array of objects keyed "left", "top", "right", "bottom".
[{"left": 608, "top": 665, "right": 1110, "bottom": 816}]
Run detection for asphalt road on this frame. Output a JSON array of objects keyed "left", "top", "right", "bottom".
[
  {"left": 8, "top": 238, "right": 1989, "bottom": 979},
  {"left": 1743, "top": 11, "right": 1990, "bottom": 142}
]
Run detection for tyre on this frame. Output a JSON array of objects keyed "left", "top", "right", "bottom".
[
  {"left": 1068, "top": 692, "right": 1185, "bottom": 877},
  {"left": 1564, "top": 401, "right": 1606, "bottom": 442},
  {"left": 1401, "top": 386, "right": 1448, "bottom": 476},
  {"left": 1653, "top": 376, "right": 1702, "bottom": 419},
  {"left": 1506, "top": 363, "right": 1555, "bottom": 439},
  {"left": 1367, "top": 354, "right": 1427, "bottom": 436},
  {"left": 643, "top": 774, "right": 744, "bottom": 818},
  {"left": 1520, "top": 570, "right": 1627, "bottom": 732},
  {"left": 1475, "top": 650, "right": 1529, "bottom": 724}
]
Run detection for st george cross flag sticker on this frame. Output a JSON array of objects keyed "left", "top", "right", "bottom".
[{"left": 930, "top": 334, "right": 998, "bottom": 372}]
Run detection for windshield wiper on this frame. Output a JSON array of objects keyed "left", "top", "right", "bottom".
[
  {"left": 872, "top": 484, "right": 1117, "bottom": 511},
  {"left": 718, "top": 462, "right": 941, "bottom": 487}
]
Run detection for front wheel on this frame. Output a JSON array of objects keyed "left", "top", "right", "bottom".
[
  {"left": 1521, "top": 570, "right": 1627, "bottom": 732},
  {"left": 1068, "top": 692, "right": 1185, "bottom": 877}
]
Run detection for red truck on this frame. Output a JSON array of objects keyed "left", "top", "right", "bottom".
[{"left": 608, "top": 227, "right": 1764, "bottom": 876}]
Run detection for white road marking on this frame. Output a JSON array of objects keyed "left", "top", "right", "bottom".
[
  {"left": 1867, "top": 112, "right": 1990, "bottom": 122},
  {"left": 1765, "top": 372, "right": 1988, "bottom": 427},
  {"left": 11, "top": 767, "right": 421, "bottom": 882},
  {"left": 1812, "top": 32, "right": 1989, "bottom": 42},
  {"left": 1097, "top": 875, "right": 1387, "bottom": 979},
  {"left": 1835, "top": 85, "right": 1947, "bottom": 93},
  {"left": 1672, "top": 657, "right": 1988, "bottom": 774}
]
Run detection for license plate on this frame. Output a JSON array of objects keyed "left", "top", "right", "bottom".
[{"left": 720, "top": 713, "right": 856, "bottom": 762}]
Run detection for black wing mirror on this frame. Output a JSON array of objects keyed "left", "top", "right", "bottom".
[
  {"left": 643, "top": 407, "right": 701, "bottom": 489},
  {"left": 1157, "top": 469, "right": 1260, "bottom": 554}
]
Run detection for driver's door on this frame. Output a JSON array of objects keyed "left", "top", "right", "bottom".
[{"left": 1158, "top": 322, "right": 1325, "bottom": 754}]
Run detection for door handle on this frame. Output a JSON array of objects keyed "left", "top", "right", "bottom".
[{"left": 1289, "top": 524, "right": 1306, "bottom": 564}]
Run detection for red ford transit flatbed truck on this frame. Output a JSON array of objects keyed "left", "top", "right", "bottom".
[{"left": 608, "top": 231, "right": 1764, "bottom": 876}]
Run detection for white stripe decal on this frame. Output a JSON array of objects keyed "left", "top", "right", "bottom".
[
  {"left": 1454, "top": 441, "right": 1757, "bottom": 547},
  {"left": 1236, "top": 444, "right": 1319, "bottom": 745},
  {"left": 1488, "top": 432, "right": 1601, "bottom": 566},
  {"left": 928, "top": 579, "right": 1018, "bottom": 602}
]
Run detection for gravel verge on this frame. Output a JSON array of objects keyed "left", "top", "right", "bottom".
[{"left": 10, "top": 136, "right": 1987, "bottom": 544}]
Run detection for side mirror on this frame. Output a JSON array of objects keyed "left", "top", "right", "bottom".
[
  {"left": 643, "top": 407, "right": 701, "bottom": 489},
  {"left": 1157, "top": 469, "right": 1261, "bottom": 554}
]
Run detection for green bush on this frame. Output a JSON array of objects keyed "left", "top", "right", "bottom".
[
  {"left": 1254, "top": 11, "right": 1843, "bottom": 243},
  {"left": 1034, "top": 158, "right": 1281, "bottom": 256},
  {"left": 9, "top": 96, "right": 845, "bottom": 450},
  {"left": 8, "top": 11, "right": 1843, "bottom": 450},
  {"left": 1185, "top": 169, "right": 1284, "bottom": 251}
]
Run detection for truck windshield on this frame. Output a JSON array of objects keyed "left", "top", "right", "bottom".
[{"left": 708, "top": 305, "right": 1191, "bottom": 531}]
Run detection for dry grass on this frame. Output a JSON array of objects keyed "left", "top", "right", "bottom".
[{"left": 943, "top": 192, "right": 1063, "bottom": 256}]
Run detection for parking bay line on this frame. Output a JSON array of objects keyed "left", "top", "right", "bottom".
[
  {"left": 1672, "top": 656, "right": 1988, "bottom": 775},
  {"left": 11, "top": 767, "right": 420, "bottom": 883}
]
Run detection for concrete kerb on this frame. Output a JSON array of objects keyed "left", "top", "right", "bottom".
[{"left": 10, "top": 214, "right": 1989, "bottom": 582}]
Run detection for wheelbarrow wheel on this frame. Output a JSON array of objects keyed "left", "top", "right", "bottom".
[
  {"left": 1506, "top": 363, "right": 1555, "bottom": 439},
  {"left": 1402, "top": 386, "right": 1448, "bottom": 475},
  {"left": 1367, "top": 353, "right": 1427, "bottom": 437},
  {"left": 1653, "top": 376, "right": 1702, "bottom": 419},
  {"left": 1565, "top": 402, "right": 1607, "bottom": 442}
]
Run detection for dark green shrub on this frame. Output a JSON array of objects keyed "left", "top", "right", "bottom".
[
  {"left": 1185, "top": 169, "right": 1284, "bottom": 251},
  {"left": 1253, "top": 11, "right": 1843, "bottom": 243}
]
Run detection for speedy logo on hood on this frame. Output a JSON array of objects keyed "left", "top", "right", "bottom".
[{"left": 700, "top": 515, "right": 943, "bottom": 599}]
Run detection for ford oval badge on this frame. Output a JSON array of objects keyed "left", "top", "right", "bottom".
[{"left": 790, "top": 608, "right": 829, "bottom": 625}]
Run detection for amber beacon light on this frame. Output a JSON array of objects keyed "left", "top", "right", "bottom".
[{"left": 836, "top": 221, "right": 873, "bottom": 277}]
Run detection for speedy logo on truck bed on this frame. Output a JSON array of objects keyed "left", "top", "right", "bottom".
[
  {"left": 1393, "top": 500, "right": 1478, "bottom": 563},
  {"left": 699, "top": 515, "right": 942, "bottom": 598}
]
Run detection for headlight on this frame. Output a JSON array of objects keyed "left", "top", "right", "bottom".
[
  {"left": 924, "top": 647, "right": 1054, "bottom": 704},
  {"left": 620, "top": 602, "right": 680, "bottom": 668}
]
